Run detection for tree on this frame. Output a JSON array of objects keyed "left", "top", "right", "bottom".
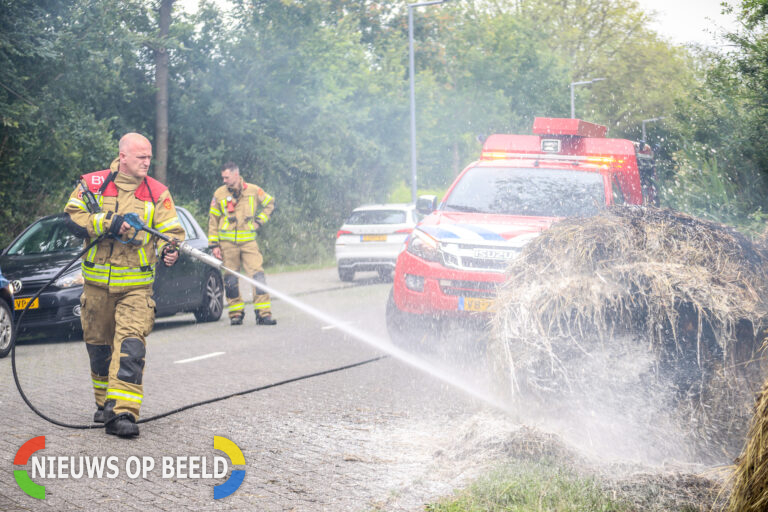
[
  {"left": 417, "top": 4, "right": 568, "bottom": 186},
  {"left": 518, "top": 0, "right": 695, "bottom": 138},
  {"left": 163, "top": 0, "right": 408, "bottom": 262},
  {"left": 154, "top": 0, "right": 174, "bottom": 184}
]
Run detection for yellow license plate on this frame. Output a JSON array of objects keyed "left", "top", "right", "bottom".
[
  {"left": 362, "top": 234, "right": 387, "bottom": 242},
  {"left": 14, "top": 297, "right": 39, "bottom": 310},
  {"left": 459, "top": 297, "right": 494, "bottom": 312}
]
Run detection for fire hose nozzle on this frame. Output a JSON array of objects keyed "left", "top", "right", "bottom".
[{"left": 178, "top": 242, "right": 223, "bottom": 269}]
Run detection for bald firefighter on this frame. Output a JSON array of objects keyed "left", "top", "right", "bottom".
[
  {"left": 64, "top": 133, "right": 185, "bottom": 437},
  {"left": 208, "top": 162, "right": 277, "bottom": 326}
]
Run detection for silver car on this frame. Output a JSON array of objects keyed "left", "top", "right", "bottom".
[{"left": 335, "top": 204, "right": 418, "bottom": 282}]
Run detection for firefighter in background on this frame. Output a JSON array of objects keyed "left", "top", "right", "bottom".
[
  {"left": 208, "top": 162, "right": 277, "bottom": 326},
  {"left": 64, "top": 133, "right": 185, "bottom": 438}
]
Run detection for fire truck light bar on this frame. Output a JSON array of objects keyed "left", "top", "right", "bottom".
[{"left": 480, "top": 151, "right": 625, "bottom": 167}]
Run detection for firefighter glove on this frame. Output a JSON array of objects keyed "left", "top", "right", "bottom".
[{"left": 107, "top": 214, "right": 125, "bottom": 237}]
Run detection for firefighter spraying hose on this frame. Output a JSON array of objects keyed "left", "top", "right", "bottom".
[
  {"left": 10, "top": 170, "right": 504, "bottom": 434},
  {"left": 9, "top": 210, "right": 506, "bottom": 433},
  {"left": 8, "top": 210, "right": 387, "bottom": 431},
  {"left": 11, "top": 134, "right": 387, "bottom": 437}
]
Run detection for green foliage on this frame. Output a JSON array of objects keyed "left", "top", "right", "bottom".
[
  {"left": 426, "top": 461, "right": 631, "bottom": 512},
  {"left": 162, "top": 0, "right": 411, "bottom": 263},
  {"left": 519, "top": 0, "right": 696, "bottom": 138},
  {"left": 660, "top": 147, "right": 768, "bottom": 234},
  {"left": 2, "top": 0, "right": 768, "bottom": 261},
  {"left": 740, "top": 0, "right": 768, "bottom": 27},
  {"left": 386, "top": 181, "right": 447, "bottom": 203},
  {"left": 0, "top": 0, "right": 154, "bottom": 248},
  {"left": 416, "top": 5, "right": 568, "bottom": 187},
  {"left": 652, "top": 0, "right": 768, "bottom": 231}
]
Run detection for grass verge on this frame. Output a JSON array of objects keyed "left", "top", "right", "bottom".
[{"left": 425, "top": 461, "right": 631, "bottom": 512}]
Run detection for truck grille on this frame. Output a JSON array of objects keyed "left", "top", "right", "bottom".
[
  {"left": 441, "top": 244, "right": 519, "bottom": 273},
  {"left": 459, "top": 257, "right": 508, "bottom": 271},
  {"left": 439, "top": 279, "right": 497, "bottom": 298}
]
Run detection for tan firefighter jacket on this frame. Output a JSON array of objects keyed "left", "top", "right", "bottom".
[
  {"left": 64, "top": 159, "right": 186, "bottom": 290},
  {"left": 208, "top": 177, "right": 275, "bottom": 246}
]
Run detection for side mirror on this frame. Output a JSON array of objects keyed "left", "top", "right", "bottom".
[{"left": 416, "top": 195, "right": 438, "bottom": 215}]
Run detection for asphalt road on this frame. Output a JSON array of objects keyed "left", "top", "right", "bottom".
[{"left": 0, "top": 268, "right": 493, "bottom": 511}]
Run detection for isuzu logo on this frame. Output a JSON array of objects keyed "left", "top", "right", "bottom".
[
  {"left": 11, "top": 280, "right": 22, "bottom": 294},
  {"left": 473, "top": 248, "right": 518, "bottom": 260}
]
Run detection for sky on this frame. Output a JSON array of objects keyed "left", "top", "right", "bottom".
[{"left": 638, "top": 0, "right": 740, "bottom": 47}]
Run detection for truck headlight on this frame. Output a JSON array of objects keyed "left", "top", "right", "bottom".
[
  {"left": 406, "top": 229, "right": 441, "bottom": 262},
  {"left": 54, "top": 269, "right": 84, "bottom": 288}
]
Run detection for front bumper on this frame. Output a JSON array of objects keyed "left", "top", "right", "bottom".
[
  {"left": 335, "top": 241, "right": 404, "bottom": 265},
  {"left": 337, "top": 257, "right": 397, "bottom": 272},
  {"left": 392, "top": 249, "right": 505, "bottom": 315},
  {"left": 15, "top": 285, "right": 83, "bottom": 333}
]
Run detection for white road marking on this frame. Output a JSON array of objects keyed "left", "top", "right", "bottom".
[{"left": 174, "top": 352, "right": 225, "bottom": 364}]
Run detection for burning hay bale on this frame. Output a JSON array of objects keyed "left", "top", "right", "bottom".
[{"left": 490, "top": 205, "right": 768, "bottom": 460}]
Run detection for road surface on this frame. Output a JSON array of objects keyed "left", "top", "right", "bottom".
[{"left": 0, "top": 268, "right": 496, "bottom": 511}]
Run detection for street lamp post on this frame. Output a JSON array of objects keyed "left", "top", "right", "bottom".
[
  {"left": 409, "top": 0, "right": 447, "bottom": 204},
  {"left": 641, "top": 117, "right": 665, "bottom": 142},
  {"left": 570, "top": 78, "right": 605, "bottom": 118}
]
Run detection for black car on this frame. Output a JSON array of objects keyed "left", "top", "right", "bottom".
[{"left": 0, "top": 207, "right": 224, "bottom": 349}]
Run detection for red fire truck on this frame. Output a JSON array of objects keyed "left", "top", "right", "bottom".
[{"left": 386, "top": 117, "right": 656, "bottom": 343}]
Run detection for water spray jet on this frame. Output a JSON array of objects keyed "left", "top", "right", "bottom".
[
  {"left": 221, "top": 263, "right": 508, "bottom": 412},
  {"left": 166, "top": 226, "right": 510, "bottom": 413}
]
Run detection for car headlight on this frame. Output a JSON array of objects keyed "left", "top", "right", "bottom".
[
  {"left": 54, "top": 269, "right": 84, "bottom": 288},
  {"left": 406, "top": 229, "right": 441, "bottom": 262}
]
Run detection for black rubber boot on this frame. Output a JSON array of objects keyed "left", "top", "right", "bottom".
[
  {"left": 96, "top": 399, "right": 116, "bottom": 424},
  {"left": 105, "top": 413, "right": 139, "bottom": 438},
  {"left": 256, "top": 314, "right": 277, "bottom": 326},
  {"left": 230, "top": 314, "right": 244, "bottom": 326}
]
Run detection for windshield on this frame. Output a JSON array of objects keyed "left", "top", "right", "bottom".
[
  {"left": 347, "top": 210, "right": 407, "bottom": 225},
  {"left": 6, "top": 216, "right": 82, "bottom": 255},
  {"left": 443, "top": 167, "right": 606, "bottom": 217}
]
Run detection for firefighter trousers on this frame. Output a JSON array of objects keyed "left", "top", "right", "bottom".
[
  {"left": 80, "top": 283, "right": 155, "bottom": 420},
  {"left": 220, "top": 240, "right": 272, "bottom": 319}
]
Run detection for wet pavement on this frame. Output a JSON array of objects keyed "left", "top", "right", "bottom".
[{"left": 0, "top": 268, "right": 493, "bottom": 511}]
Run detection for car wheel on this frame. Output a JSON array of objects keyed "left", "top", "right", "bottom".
[
  {"left": 338, "top": 267, "right": 355, "bottom": 282},
  {"left": 0, "top": 299, "right": 14, "bottom": 358},
  {"left": 377, "top": 268, "right": 393, "bottom": 281},
  {"left": 385, "top": 288, "right": 440, "bottom": 353},
  {"left": 194, "top": 271, "right": 224, "bottom": 323}
]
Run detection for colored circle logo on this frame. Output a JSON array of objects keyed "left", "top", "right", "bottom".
[
  {"left": 213, "top": 436, "right": 245, "bottom": 499},
  {"left": 14, "top": 436, "right": 46, "bottom": 500}
]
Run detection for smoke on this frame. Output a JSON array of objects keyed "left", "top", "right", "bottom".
[
  {"left": 489, "top": 330, "right": 750, "bottom": 467},
  {"left": 384, "top": 310, "right": 722, "bottom": 466}
]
